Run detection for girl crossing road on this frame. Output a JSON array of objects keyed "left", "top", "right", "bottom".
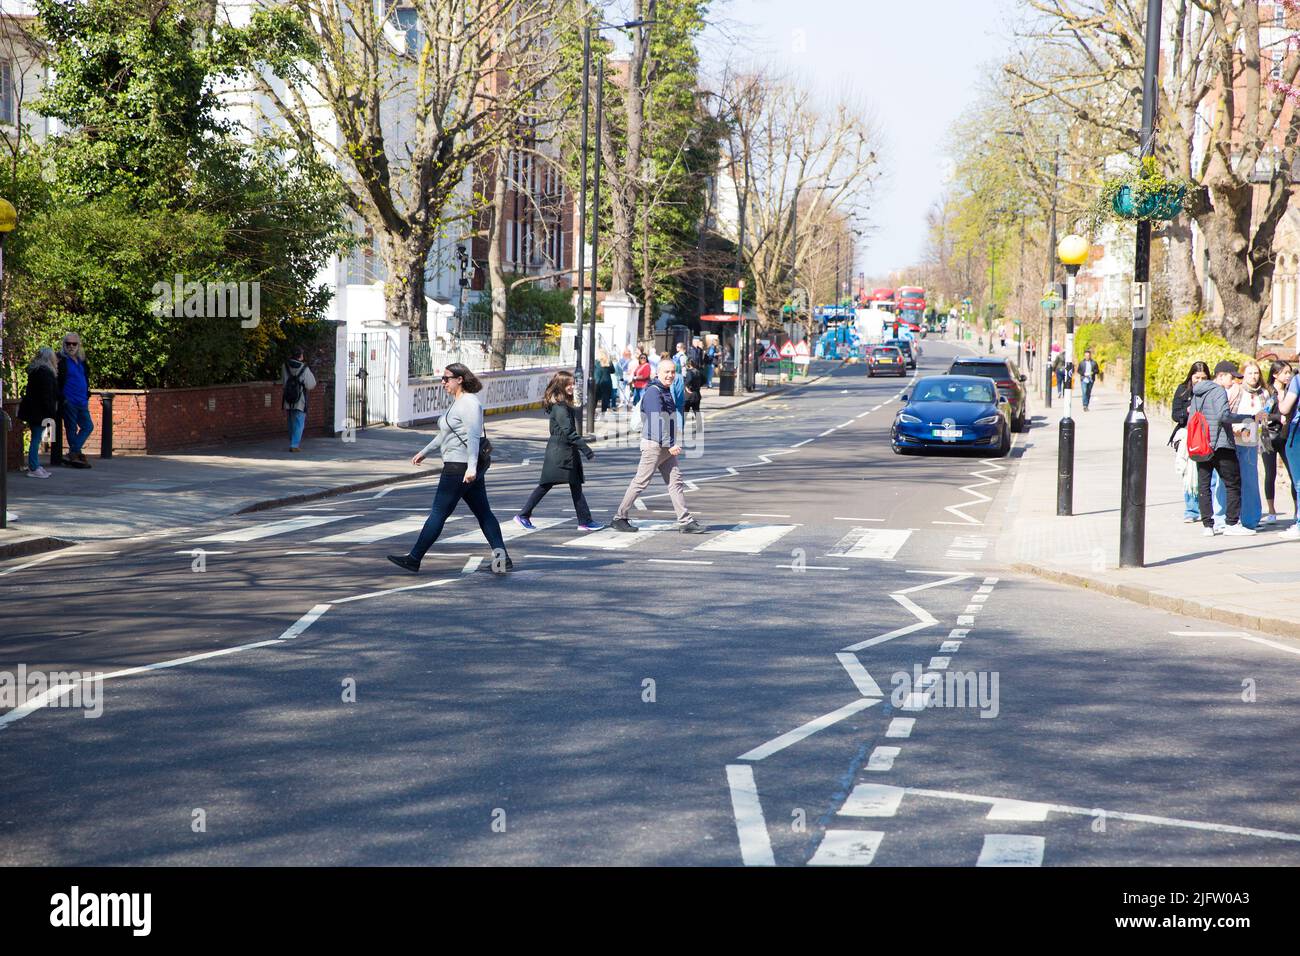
[{"left": 514, "top": 371, "right": 602, "bottom": 532}]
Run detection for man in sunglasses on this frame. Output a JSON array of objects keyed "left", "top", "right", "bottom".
[{"left": 57, "top": 333, "right": 93, "bottom": 468}]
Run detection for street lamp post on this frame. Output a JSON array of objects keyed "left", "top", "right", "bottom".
[
  {"left": 1120, "top": 0, "right": 1163, "bottom": 568},
  {"left": 0, "top": 197, "right": 15, "bottom": 529},
  {"left": 573, "top": 22, "right": 592, "bottom": 434},
  {"left": 1044, "top": 143, "right": 1060, "bottom": 409},
  {"left": 585, "top": 48, "right": 605, "bottom": 434},
  {"left": 1057, "top": 234, "right": 1089, "bottom": 516}
]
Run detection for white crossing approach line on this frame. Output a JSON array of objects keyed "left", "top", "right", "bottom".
[
  {"left": 738, "top": 697, "right": 880, "bottom": 761},
  {"left": 442, "top": 515, "right": 567, "bottom": 546},
  {"left": 808, "top": 830, "right": 884, "bottom": 866},
  {"left": 1169, "top": 630, "right": 1300, "bottom": 657},
  {"left": 694, "top": 523, "right": 797, "bottom": 554},
  {"left": 829, "top": 527, "right": 913, "bottom": 561},
  {"left": 725, "top": 765, "right": 775, "bottom": 866},
  {"left": 561, "top": 520, "right": 676, "bottom": 550},
  {"left": 194, "top": 514, "right": 355, "bottom": 543},
  {"left": 976, "top": 834, "right": 1045, "bottom": 867},
  {"left": 315, "top": 514, "right": 446, "bottom": 544},
  {"left": 840, "top": 784, "right": 904, "bottom": 818}
]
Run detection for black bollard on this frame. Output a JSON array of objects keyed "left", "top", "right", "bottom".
[
  {"left": 99, "top": 393, "right": 114, "bottom": 459},
  {"left": 0, "top": 409, "right": 8, "bottom": 529},
  {"left": 51, "top": 406, "right": 64, "bottom": 467}
]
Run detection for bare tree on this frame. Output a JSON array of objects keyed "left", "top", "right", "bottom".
[
  {"left": 1009, "top": 0, "right": 1300, "bottom": 351},
  {"left": 233, "top": 0, "right": 565, "bottom": 339},
  {"left": 712, "top": 69, "right": 879, "bottom": 332}
]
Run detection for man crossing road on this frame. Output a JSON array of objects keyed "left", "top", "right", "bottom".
[
  {"left": 1079, "top": 349, "right": 1100, "bottom": 411},
  {"left": 611, "top": 358, "right": 704, "bottom": 534}
]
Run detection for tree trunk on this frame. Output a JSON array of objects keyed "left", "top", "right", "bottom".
[
  {"left": 1163, "top": 219, "right": 1202, "bottom": 320},
  {"left": 383, "top": 238, "right": 429, "bottom": 341},
  {"left": 1197, "top": 180, "right": 1282, "bottom": 354},
  {"left": 488, "top": 144, "right": 510, "bottom": 371}
]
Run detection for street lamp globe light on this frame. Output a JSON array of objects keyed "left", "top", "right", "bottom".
[
  {"left": 1057, "top": 234, "right": 1088, "bottom": 270},
  {"left": 1054, "top": 232, "right": 1087, "bottom": 517}
]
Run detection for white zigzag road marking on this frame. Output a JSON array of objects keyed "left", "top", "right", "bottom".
[
  {"left": 727, "top": 570, "right": 972, "bottom": 864},
  {"left": 934, "top": 456, "right": 1007, "bottom": 526}
]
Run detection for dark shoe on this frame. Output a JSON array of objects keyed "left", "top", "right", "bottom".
[
  {"left": 491, "top": 556, "right": 515, "bottom": 575},
  {"left": 679, "top": 520, "right": 705, "bottom": 534},
  {"left": 610, "top": 517, "right": 637, "bottom": 533},
  {"left": 387, "top": 554, "right": 420, "bottom": 573}
]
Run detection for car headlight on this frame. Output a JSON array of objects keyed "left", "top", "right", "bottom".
[
  {"left": 898, "top": 413, "right": 921, "bottom": 424},
  {"left": 974, "top": 415, "right": 1001, "bottom": 425}
]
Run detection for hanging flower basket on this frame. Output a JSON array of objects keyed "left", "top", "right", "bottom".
[{"left": 1090, "top": 156, "right": 1192, "bottom": 230}]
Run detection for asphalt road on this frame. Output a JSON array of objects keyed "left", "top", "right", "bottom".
[{"left": 2, "top": 337, "right": 1298, "bottom": 866}]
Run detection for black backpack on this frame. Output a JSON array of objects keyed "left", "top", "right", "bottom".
[{"left": 283, "top": 366, "right": 307, "bottom": 407}]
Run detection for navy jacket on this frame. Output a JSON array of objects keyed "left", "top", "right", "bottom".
[{"left": 640, "top": 380, "right": 677, "bottom": 447}]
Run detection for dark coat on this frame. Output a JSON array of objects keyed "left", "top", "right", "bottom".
[
  {"left": 592, "top": 362, "right": 615, "bottom": 402},
  {"left": 18, "top": 366, "right": 59, "bottom": 426},
  {"left": 539, "top": 402, "right": 593, "bottom": 485},
  {"left": 1170, "top": 380, "right": 1193, "bottom": 444}
]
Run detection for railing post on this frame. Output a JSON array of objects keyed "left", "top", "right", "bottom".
[{"left": 99, "top": 392, "right": 114, "bottom": 459}]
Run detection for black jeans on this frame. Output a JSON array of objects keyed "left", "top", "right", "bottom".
[
  {"left": 1197, "top": 448, "right": 1241, "bottom": 527},
  {"left": 520, "top": 480, "right": 593, "bottom": 525},
  {"left": 409, "top": 462, "right": 508, "bottom": 563}
]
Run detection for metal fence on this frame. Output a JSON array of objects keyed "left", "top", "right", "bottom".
[{"left": 409, "top": 334, "right": 561, "bottom": 377}]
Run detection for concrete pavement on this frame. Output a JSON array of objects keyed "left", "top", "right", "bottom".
[{"left": 997, "top": 376, "right": 1300, "bottom": 641}]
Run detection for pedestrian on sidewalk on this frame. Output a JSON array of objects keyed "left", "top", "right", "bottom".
[
  {"left": 1273, "top": 358, "right": 1300, "bottom": 540},
  {"left": 683, "top": 357, "right": 703, "bottom": 433},
  {"left": 282, "top": 347, "right": 317, "bottom": 452},
  {"left": 1078, "top": 349, "right": 1100, "bottom": 411},
  {"left": 616, "top": 348, "right": 633, "bottom": 408},
  {"left": 704, "top": 339, "right": 718, "bottom": 387},
  {"left": 515, "top": 371, "right": 601, "bottom": 532},
  {"left": 610, "top": 358, "right": 704, "bottom": 535},
  {"left": 18, "top": 347, "right": 59, "bottom": 479},
  {"left": 389, "top": 363, "right": 512, "bottom": 574},
  {"left": 1191, "top": 360, "right": 1266, "bottom": 537},
  {"left": 670, "top": 355, "right": 687, "bottom": 434},
  {"left": 57, "top": 332, "right": 93, "bottom": 468},
  {"left": 593, "top": 348, "right": 615, "bottom": 417},
  {"left": 631, "top": 352, "right": 651, "bottom": 407},
  {"left": 1262, "top": 360, "right": 1295, "bottom": 524},
  {"left": 673, "top": 341, "right": 689, "bottom": 375},
  {"left": 1171, "top": 362, "right": 1211, "bottom": 523},
  {"left": 1219, "top": 360, "right": 1267, "bottom": 530}
]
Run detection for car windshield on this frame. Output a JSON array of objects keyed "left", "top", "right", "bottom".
[
  {"left": 912, "top": 379, "right": 997, "bottom": 403},
  {"left": 948, "top": 362, "right": 1008, "bottom": 380}
]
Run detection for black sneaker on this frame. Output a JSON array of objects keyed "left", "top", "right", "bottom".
[
  {"left": 491, "top": 556, "right": 515, "bottom": 575},
  {"left": 679, "top": 520, "right": 705, "bottom": 534},
  {"left": 387, "top": 554, "right": 420, "bottom": 573},
  {"left": 610, "top": 517, "right": 637, "bottom": 533}
]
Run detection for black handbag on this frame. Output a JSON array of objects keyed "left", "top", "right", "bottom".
[{"left": 450, "top": 418, "right": 492, "bottom": 474}]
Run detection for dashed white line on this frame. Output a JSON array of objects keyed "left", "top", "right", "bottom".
[
  {"left": 808, "top": 830, "right": 884, "bottom": 866},
  {"left": 648, "top": 558, "right": 714, "bottom": 565},
  {"left": 840, "top": 784, "right": 904, "bottom": 818},
  {"left": 865, "top": 746, "right": 901, "bottom": 771},
  {"left": 977, "top": 834, "right": 1045, "bottom": 867},
  {"left": 885, "top": 718, "right": 915, "bottom": 739}
]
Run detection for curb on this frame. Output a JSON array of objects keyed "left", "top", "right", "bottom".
[
  {"left": 0, "top": 534, "right": 77, "bottom": 563},
  {"left": 1009, "top": 561, "right": 1300, "bottom": 643}
]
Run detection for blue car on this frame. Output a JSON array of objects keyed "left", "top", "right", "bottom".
[{"left": 890, "top": 375, "right": 1013, "bottom": 456}]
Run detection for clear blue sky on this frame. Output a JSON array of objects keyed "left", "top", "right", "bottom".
[{"left": 702, "top": 0, "right": 1016, "bottom": 280}]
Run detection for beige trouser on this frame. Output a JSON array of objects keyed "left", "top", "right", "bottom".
[{"left": 615, "top": 440, "right": 692, "bottom": 522}]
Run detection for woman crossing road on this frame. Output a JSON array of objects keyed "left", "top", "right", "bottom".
[
  {"left": 514, "top": 371, "right": 602, "bottom": 532},
  {"left": 388, "top": 363, "right": 512, "bottom": 574}
]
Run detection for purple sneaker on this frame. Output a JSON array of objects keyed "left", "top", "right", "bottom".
[
  {"left": 514, "top": 515, "right": 535, "bottom": 530},
  {"left": 577, "top": 522, "right": 605, "bottom": 532}
]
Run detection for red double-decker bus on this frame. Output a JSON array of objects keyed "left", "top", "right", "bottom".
[
  {"left": 897, "top": 286, "right": 926, "bottom": 332},
  {"left": 869, "top": 288, "right": 896, "bottom": 313}
]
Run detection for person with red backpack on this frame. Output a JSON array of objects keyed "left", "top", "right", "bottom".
[
  {"left": 1170, "top": 362, "right": 1211, "bottom": 523},
  {"left": 1189, "top": 361, "right": 1266, "bottom": 537}
]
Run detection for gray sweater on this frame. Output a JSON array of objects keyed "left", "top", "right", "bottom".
[
  {"left": 1190, "top": 379, "right": 1253, "bottom": 451},
  {"left": 420, "top": 393, "right": 484, "bottom": 465}
]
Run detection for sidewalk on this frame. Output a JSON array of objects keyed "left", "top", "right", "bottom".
[
  {"left": 0, "top": 366, "right": 829, "bottom": 558},
  {"left": 997, "top": 377, "right": 1300, "bottom": 640}
]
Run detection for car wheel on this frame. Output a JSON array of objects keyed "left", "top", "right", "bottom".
[
  {"left": 1014, "top": 409, "right": 1026, "bottom": 432},
  {"left": 999, "top": 425, "right": 1012, "bottom": 457}
]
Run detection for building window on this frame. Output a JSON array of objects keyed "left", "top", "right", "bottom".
[
  {"left": 1272, "top": 50, "right": 1284, "bottom": 80},
  {"left": 0, "top": 62, "right": 13, "bottom": 126},
  {"left": 1278, "top": 5, "right": 1287, "bottom": 28}
]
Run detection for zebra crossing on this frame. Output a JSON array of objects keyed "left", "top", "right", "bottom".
[{"left": 187, "top": 511, "right": 919, "bottom": 562}]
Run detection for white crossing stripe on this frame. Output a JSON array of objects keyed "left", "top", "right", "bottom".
[
  {"left": 885, "top": 718, "right": 915, "bottom": 738},
  {"left": 940, "top": 641, "right": 962, "bottom": 653},
  {"left": 987, "top": 800, "right": 1052, "bottom": 822},
  {"left": 694, "top": 523, "right": 797, "bottom": 554},
  {"left": 829, "top": 528, "right": 912, "bottom": 561},
  {"left": 840, "top": 784, "right": 904, "bottom": 818},
  {"left": 726, "top": 764, "right": 775, "bottom": 867},
  {"left": 865, "top": 746, "right": 901, "bottom": 771},
  {"left": 442, "top": 515, "right": 567, "bottom": 546},
  {"left": 945, "top": 550, "right": 983, "bottom": 560},
  {"left": 976, "top": 834, "right": 1045, "bottom": 867},
  {"left": 957, "top": 615, "right": 975, "bottom": 626},
  {"left": 194, "top": 514, "right": 354, "bottom": 543},
  {"left": 928, "top": 656, "right": 951, "bottom": 670},
  {"left": 902, "top": 692, "right": 928, "bottom": 712},
  {"left": 315, "top": 514, "right": 450, "bottom": 544},
  {"left": 808, "top": 830, "right": 884, "bottom": 866},
  {"left": 561, "top": 520, "right": 676, "bottom": 550}
]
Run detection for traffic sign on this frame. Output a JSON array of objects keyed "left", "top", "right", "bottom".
[
  {"left": 780, "top": 341, "right": 797, "bottom": 358},
  {"left": 723, "top": 286, "right": 740, "bottom": 314},
  {"left": 762, "top": 343, "right": 781, "bottom": 362},
  {"left": 794, "top": 340, "right": 810, "bottom": 356}
]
